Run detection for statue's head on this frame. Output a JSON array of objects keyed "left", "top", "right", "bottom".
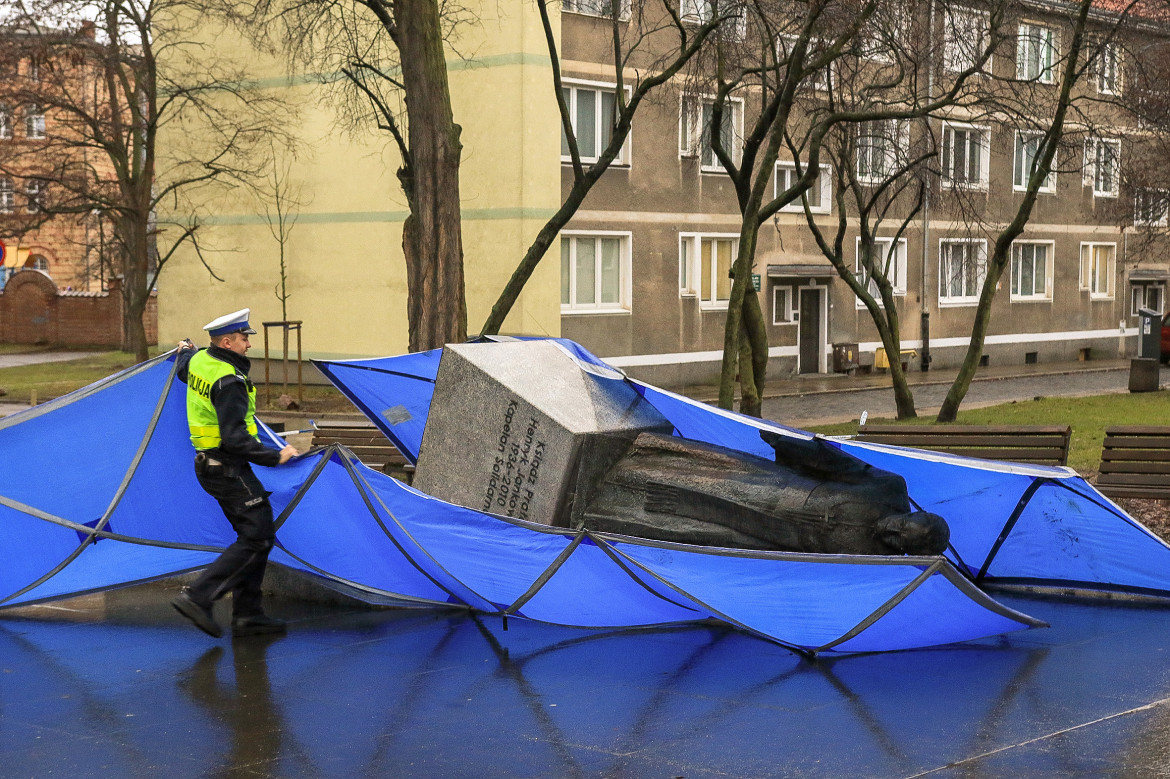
[{"left": 875, "top": 511, "right": 951, "bottom": 556}]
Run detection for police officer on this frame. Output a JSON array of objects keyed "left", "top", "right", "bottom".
[{"left": 171, "top": 308, "right": 299, "bottom": 638}]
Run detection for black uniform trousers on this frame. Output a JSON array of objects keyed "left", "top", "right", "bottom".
[{"left": 187, "top": 456, "right": 275, "bottom": 618}]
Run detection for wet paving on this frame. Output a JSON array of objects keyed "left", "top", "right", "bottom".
[
  {"left": 3, "top": 582, "right": 1170, "bottom": 778},
  {"left": 763, "top": 364, "right": 1145, "bottom": 427}
]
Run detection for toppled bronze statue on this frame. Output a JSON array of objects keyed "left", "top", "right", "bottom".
[{"left": 576, "top": 430, "right": 949, "bottom": 556}]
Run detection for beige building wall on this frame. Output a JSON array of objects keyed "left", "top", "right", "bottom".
[{"left": 158, "top": 2, "right": 562, "bottom": 359}]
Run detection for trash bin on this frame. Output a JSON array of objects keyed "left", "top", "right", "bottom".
[
  {"left": 832, "top": 343, "right": 859, "bottom": 373},
  {"left": 1137, "top": 308, "right": 1161, "bottom": 359}
]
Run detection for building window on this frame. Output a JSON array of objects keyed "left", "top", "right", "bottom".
[
  {"left": 856, "top": 120, "right": 906, "bottom": 183},
  {"left": 943, "top": 7, "right": 989, "bottom": 73},
  {"left": 0, "top": 178, "right": 12, "bottom": 213},
  {"left": 24, "top": 104, "right": 45, "bottom": 139},
  {"left": 560, "top": 232, "right": 630, "bottom": 312},
  {"left": 1131, "top": 283, "right": 1164, "bottom": 316},
  {"left": 1084, "top": 137, "right": 1120, "bottom": 198},
  {"left": 939, "top": 239, "right": 987, "bottom": 304},
  {"left": 941, "top": 122, "right": 989, "bottom": 189},
  {"left": 0, "top": 104, "right": 10, "bottom": 140},
  {"left": 680, "top": 95, "right": 743, "bottom": 172},
  {"left": 1096, "top": 41, "right": 1120, "bottom": 95},
  {"left": 777, "top": 36, "right": 832, "bottom": 91},
  {"left": 680, "top": 232, "right": 738, "bottom": 307},
  {"left": 1079, "top": 243, "right": 1115, "bottom": 299},
  {"left": 681, "top": 0, "right": 745, "bottom": 38},
  {"left": 1013, "top": 131, "right": 1056, "bottom": 192},
  {"left": 1010, "top": 241, "right": 1052, "bottom": 300},
  {"left": 561, "top": 0, "right": 630, "bottom": 18},
  {"left": 855, "top": 237, "right": 907, "bottom": 304},
  {"left": 1017, "top": 23, "right": 1058, "bottom": 84},
  {"left": 25, "top": 254, "right": 48, "bottom": 272},
  {"left": 775, "top": 162, "right": 831, "bottom": 214},
  {"left": 25, "top": 179, "right": 45, "bottom": 213},
  {"left": 1135, "top": 189, "right": 1169, "bottom": 227},
  {"left": 561, "top": 81, "right": 629, "bottom": 165},
  {"left": 772, "top": 286, "right": 793, "bottom": 324}
]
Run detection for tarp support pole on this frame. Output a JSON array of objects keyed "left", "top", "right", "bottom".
[{"left": 977, "top": 478, "right": 1049, "bottom": 582}]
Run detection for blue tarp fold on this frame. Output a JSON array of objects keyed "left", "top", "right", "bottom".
[{"left": 2, "top": 340, "right": 1168, "bottom": 655}]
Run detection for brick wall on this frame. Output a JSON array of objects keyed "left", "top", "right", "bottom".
[{"left": 0, "top": 270, "right": 157, "bottom": 348}]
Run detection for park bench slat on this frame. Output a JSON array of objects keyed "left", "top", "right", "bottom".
[
  {"left": 855, "top": 424, "right": 1072, "bottom": 466},
  {"left": 1095, "top": 426, "right": 1170, "bottom": 500},
  {"left": 310, "top": 421, "right": 413, "bottom": 481}
]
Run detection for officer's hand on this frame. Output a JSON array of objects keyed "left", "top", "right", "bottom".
[{"left": 278, "top": 445, "right": 299, "bottom": 465}]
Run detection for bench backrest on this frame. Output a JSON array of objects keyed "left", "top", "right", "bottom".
[
  {"left": 1096, "top": 426, "right": 1170, "bottom": 499},
  {"left": 854, "top": 424, "right": 1072, "bottom": 466},
  {"left": 311, "top": 421, "right": 410, "bottom": 472}
]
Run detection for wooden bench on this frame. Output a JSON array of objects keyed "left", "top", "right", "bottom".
[
  {"left": 311, "top": 420, "right": 414, "bottom": 481},
  {"left": 854, "top": 424, "right": 1073, "bottom": 466},
  {"left": 1096, "top": 426, "right": 1170, "bottom": 499}
]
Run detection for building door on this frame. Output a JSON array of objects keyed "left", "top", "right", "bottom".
[{"left": 798, "top": 288, "right": 821, "bottom": 374}]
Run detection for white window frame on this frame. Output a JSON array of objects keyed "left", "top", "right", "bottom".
[
  {"left": 775, "top": 162, "right": 831, "bottom": 214},
  {"left": 24, "top": 104, "right": 45, "bottom": 139},
  {"left": 1017, "top": 22, "right": 1058, "bottom": 84},
  {"left": 1084, "top": 137, "right": 1120, "bottom": 198},
  {"left": 1009, "top": 240, "right": 1053, "bottom": 301},
  {"left": 856, "top": 119, "right": 908, "bottom": 184},
  {"left": 1013, "top": 130, "right": 1056, "bottom": 193},
  {"left": 777, "top": 35, "right": 832, "bottom": 91},
  {"left": 939, "top": 238, "right": 988, "bottom": 305},
  {"left": 940, "top": 121, "right": 990, "bottom": 190},
  {"left": 943, "top": 7, "right": 990, "bottom": 73},
  {"left": 681, "top": 0, "right": 746, "bottom": 38},
  {"left": 772, "top": 286, "right": 795, "bottom": 324},
  {"left": 679, "top": 94, "right": 744, "bottom": 173},
  {"left": 1079, "top": 242, "right": 1115, "bottom": 300},
  {"left": 0, "top": 178, "right": 13, "bottom": 213},
  {"left": 0, "top": 104, "right": 10, "bottom": 140},
  {"left": 25, "top": 179, "right": 45, "bottom": 213},
  {"left": 855, "top": 237, "right": 907, "bottom": 307},
  {"left": 561, "top": 0, "right": 631, "bottom": 20},
  {"left": 1135, "top": 188, "right": 1169, "bottom": 227},
  {"left": 679, "top": 231, "right": 740, "bottom": 309},
  {"left": 560, "top": 231, "right": 632, "bottom": 314},
  {"left": 560, "top": 79, "right": 631, "bottom": 166},
  {"left": 1096, "top": 41, "right": 1120, "bottom": 95},
  {"left": 1130, "top": 283, "right": 1164, "bottom": 316}
]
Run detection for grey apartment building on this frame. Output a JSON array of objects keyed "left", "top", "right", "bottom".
[{"left": 552, "top": 0, "right": 1169, "bottom": 386}]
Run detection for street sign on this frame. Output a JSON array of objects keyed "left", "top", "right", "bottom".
[{"left": 751, "top": 273, "right": 761, "bottom": 291}]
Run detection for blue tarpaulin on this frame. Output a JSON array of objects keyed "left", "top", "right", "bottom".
[{"left": 3, "top": 341, "right": 1169, "bottom": 654}]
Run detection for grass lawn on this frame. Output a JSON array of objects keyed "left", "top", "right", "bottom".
[
  {"left": 807, "top": 391, "right": 1170, "bottom": 473},
  {"left": 0, "top": 349, "right": 356, "bottom": 413}
]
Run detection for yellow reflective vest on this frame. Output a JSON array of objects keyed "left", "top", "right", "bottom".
[{"left": 186, "top": 349, "right": 258, "bottom": 450}]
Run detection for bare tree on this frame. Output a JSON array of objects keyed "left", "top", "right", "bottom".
[
  {"left": 479, "top": 0, "right": 724, "bottom": 336},
  {"left": 248, "top": 0, "right": 467, "bottom": 353},
  {"left": 0, "top": 0, "right": 291, "bottom": 361},
  {"left": 936, "top": 0, "right": 1106, "bottom": 421},
  {"left": 260, "top": 142, "right": 308, "bottom": 322}
]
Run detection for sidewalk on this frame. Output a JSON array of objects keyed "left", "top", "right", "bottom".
[{"left": 680, "top": 357, "right": 1134, "bottom": 403}]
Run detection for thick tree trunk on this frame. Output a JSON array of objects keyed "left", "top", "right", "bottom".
[
  {"left": 117, "top": 217, "right": 150, "bottom": 362},
  {"left": 397, "top": 0, "right": 467, "bottom": 352}
]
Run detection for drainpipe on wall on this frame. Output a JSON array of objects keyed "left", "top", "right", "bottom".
[{"left": 919, "top": 0, "right": 936, "bottom": 372}]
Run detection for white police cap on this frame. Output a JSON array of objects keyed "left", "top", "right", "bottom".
[{"left": 203, "top": 308, "right": 257, "bottom": 338}]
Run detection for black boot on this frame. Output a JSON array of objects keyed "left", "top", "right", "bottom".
[{"left": 172, "top": 589, "right": 223, "bottom": 638}]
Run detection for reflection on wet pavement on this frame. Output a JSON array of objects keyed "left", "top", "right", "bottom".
[{"left": 3, "top": 582, "right": 1170, "bottom": 777}]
